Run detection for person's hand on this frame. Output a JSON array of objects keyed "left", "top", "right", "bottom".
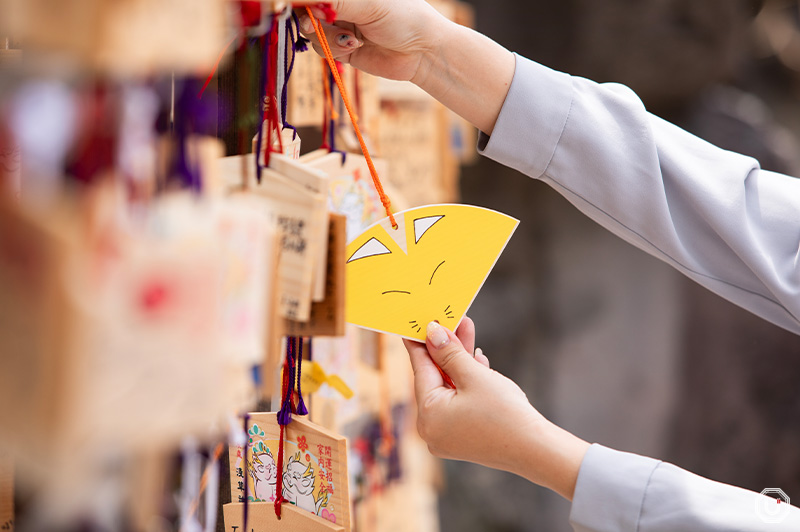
[
  {"left": 403, "top": 320, "right": 591, "bottom": 501},
  {"left": 298, "top": 0, "right": 451, "bottom": 82},
  {"left": 298, "top": 0, "right": 515, "bottom": 134},
  {"left": 446, "top": 316, "right": 491, "bottom": 369}
]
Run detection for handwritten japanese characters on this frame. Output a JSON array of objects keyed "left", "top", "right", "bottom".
[{"left": 227, "top": 413, "right": 350, "bottom": 531}]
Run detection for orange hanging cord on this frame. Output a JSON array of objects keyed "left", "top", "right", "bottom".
[{"left": 305, "top": 7, "right": 398, "bottom": 230}]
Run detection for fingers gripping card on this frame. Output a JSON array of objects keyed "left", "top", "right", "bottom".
[
  {"left": 346, "top": 204, "right": 518, "bottom": 341},
  {"left": 227, "top": 413, "right": 350, "bottom": 530}
]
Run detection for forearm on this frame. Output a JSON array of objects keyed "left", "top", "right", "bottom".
[
  {"left": 510, "top": 414, "right": 590, "bottom": 501},
  {"left": 412, "top": 19, "right": 515, "bottom": 135}
]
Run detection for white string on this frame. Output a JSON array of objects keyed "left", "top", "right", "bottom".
[{"left": 275, "top": 6, "right": 292, "bottom": 127}]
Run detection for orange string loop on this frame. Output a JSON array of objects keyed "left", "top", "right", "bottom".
[{"left": 305, "top": 7, "right": 398, "bottom": 230}]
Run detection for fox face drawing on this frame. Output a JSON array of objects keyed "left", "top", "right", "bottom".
[{"left": 346, "top": 204, "right": 518, "bottom": 341}]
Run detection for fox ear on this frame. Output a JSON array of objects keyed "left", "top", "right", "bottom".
[
  {"left": 347, "top": 237, "right": 391, "bottom": 263},
  {"left": 413, "top": 215, "right": 444, "bottom": 243}
]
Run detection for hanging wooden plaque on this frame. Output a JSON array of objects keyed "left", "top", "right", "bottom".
[
  {"left": 287, "top": 50, "right": 324, "bottom": 127},
  {"left": 284, "top": 213, "right": 346, "bottom": 337},
  {"left": 246, "top": 169, "right": 327, "bottom": 322},
  {"left": 376, "top": 100, "right": 446, "bottom": 207},
  {"left": 227, "top": 413, "right": 350, "bottom": 530},
  {"left": 223, "top": 502, "right": 344, "bottom": 532},
  {"left": 268, "top": 153, "right": 330, "bottom": 303},
  {"left": 14, "top": 0, "right": 225, "bottom": 76}
]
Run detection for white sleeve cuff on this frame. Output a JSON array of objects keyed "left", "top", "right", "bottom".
[
  {"left": 569, "top": 444, "right": 661, "bottom": 532},
  {"left": 478, "top": 53, "right": 574, "bottom": 179}
]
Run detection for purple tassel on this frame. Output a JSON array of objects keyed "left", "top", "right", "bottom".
[
  {"left": 295, "top": 337, "right": 308, "bottom": 416},
  {"left": 255, "top": 21, "right": 273, "bottom": 184},
  {"left": 291, "top": 12, "right": 311, "bottom": 52},
  {"left": 276, "top": 401, "right": 293, "bottom": 426},
  {"left": 281, "top": 17, "right": 299, "bottom": 136},
  {"left": 295, "top": 37, "right": 310, "bottom": 52},
  {"left": 243, "top": 413, "right": 250, "bottom": 527},
  {"left": 287, "top": 339, "right": 297, "bottom": 414},
  {"left": 277, "top": 337, "right": 295, "bottom": 425}
]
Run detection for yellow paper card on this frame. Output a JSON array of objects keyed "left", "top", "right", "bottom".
[{"left": 345, "top": 204, "right": 518, "bottom": 341}]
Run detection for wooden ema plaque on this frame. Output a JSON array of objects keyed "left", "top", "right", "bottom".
[
  {"left": 0, "top": 196, "right": 77, "bottom": 454},
  {"left": 376, "top": 100, "right": 447, "bottom": 208},
  {"left": 247, "top": 169, "right": 327, "bottom": 322},
  {"left": 14, "top": 0, "right": 226, "bottom": 76},
  {"left": 287, "top": 51, "right": 324, "bottom": 128},
  {"left": 223, "top": 502, "right": 344, "bottom": 532},
  {"left": 284, "top": 214, "right": 346, "bottom": 337},
  {"left": 228, "top": 413, "right": 350, "bottom": 531}
]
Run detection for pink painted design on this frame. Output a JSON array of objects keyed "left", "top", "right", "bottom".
[{"left": 321, "top": 509, "right": 336, "bottom": 523}]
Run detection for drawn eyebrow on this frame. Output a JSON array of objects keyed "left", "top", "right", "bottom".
[
  {"left": 382, "top": 290, "right": 411, "bottom": 295},
  {"left": 429, "top": 261, "right": 446, "bottom": 285}
]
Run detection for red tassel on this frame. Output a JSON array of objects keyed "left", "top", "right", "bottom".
[
  {"left": 239, "top": 0, "right": 262, "bottom": 27},
  {"left": 317, "top": 3, "right": 337, "bottom": 24},
  {"left": 274, "top": 422, "right": 285, "bottom": 518}
]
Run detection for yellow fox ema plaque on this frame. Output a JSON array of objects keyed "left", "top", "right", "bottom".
[{"left": 345, "top": 204, "right": 518, "bottom": 341}]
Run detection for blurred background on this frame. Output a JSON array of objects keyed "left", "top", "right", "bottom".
[
  {"left": 2, "top": 0, "right": 800, "bottom": 531},
  {"left": 446, "top": 0, "right": 800, "bottom": 530}
]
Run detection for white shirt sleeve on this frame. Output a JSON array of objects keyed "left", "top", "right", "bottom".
[
  {"left": 570, "top": 445, "right": 800, "bottom": 532},
  {"left": 478, "top": 54, "right": 800, "bottom": 336}
]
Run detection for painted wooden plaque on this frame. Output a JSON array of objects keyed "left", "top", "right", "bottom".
[
  {"left": 223, "top": 502, "right": 344, "bottom": 532},
  {"left": 228, "top": 413, "right": 350, "bottom": 530}
]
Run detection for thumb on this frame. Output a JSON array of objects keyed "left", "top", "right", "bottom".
[
  {"left": 426, "top": 322, "right": 480, "bottom": 387},
  {"left": 323, "top": 1, "right": 380, "bottom": 26}
]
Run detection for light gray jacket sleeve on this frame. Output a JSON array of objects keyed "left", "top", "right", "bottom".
[
  {"left": 570, "top": 445, "right": 800, "bottom": 532},
  {"left": 479, "top": 55, "right": 800, "bottom": 531},
  {"left": 479, "top": 54, "right": 800, "bottom": 336}
]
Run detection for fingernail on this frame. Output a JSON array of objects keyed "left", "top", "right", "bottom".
[
  {"left": 335, "top": 33, "right": 362, "bottom": 49},
  {"left": 474, "top": 348, "right": 483, "bottom": 358},
  {"left": 299, "top": 16, "right": 312, "bottom": 33},
  {"left": 427, "top": 321, "right": 449, "bottom": 348}
]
